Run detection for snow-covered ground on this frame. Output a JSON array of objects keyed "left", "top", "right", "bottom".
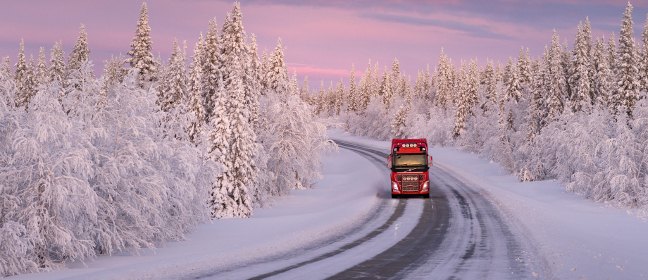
[{"left": 11, "top": 129, "right": 648, "bottom": 279}]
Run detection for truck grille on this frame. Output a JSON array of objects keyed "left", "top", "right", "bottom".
[{"left": 398, "top": 175, "right": 420, "bottom": 192}]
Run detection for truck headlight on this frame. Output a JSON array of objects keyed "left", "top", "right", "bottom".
[
  {"left": 392, "top": 181, "right": 399, "bottom": 191},
  {"left": 422, "top": 181, "right": 429, "bottom": 191}
]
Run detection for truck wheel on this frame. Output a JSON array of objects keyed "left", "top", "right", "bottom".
[
  {"left": 423, "top": 193, "right": 430, "bottom": 199},
  {"left": 391, "top": 194, "right": 398, "bottom": 199}
]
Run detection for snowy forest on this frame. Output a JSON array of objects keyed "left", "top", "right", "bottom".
[
  {"left": 313, "top": 3, "right": 648, "bottom": 215},
  {"left": 0, "top": 2, "right": 328, "bottom": 276}
]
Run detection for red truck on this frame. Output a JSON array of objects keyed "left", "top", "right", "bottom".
[{"left": 388, "top": 138, "right": 433, "bottom": 198}]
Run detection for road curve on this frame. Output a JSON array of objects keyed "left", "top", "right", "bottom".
[{"left": 329, "top": 140, "right": 540, "bottom": 279}]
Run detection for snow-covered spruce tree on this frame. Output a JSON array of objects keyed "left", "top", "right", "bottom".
[
  {"left": 15, "top": 40, "right": 36, "bottom": 109},
  {"left": 334, "top": 79, "right": 344, "bottom": 115},
  {"left": 158, "top": 40, "right": 194, "bottom": 142},
  {"left": 546, "top": 31, "right": 567, "bottom": 121},
  {"left": 413, "top": 66, "right": 433, "bottom": 114},
  {"left": 348, "top": 65, "right": 358, "bottom": 112},
  {"left": 592, "top": 37, "right": 614, "bottom": 108},
  {"left": 570, "top": 19, "right": 593, "bottom": 113},
  {"left": 640, "top": 15, "right": 648, "bottom": 93},
  {"left": 202, "top": 19, "right": 222, "bottom": 123},
  {"left": 187, "top": 34, "right": 207, "bottom": 145},
  {"left": 67, "top": 25, "right": 91, "bottom": 92},
  {"left": 480, "top": 59, "right": 498, "bottom": 113},
  {"left": 246, "top": 34, "right": 262, "bottom": 130},
  {"left": 356, "top": 60, "right": 374, "bottom": 112},
  {"left": 128, "top": 2, "right": 157, "bottom": 87},
  {"left": 157, "top": 40, "right": 185, "bottom": 113},
  {"left": 615, "top": 2, "right": 640, "bottom": 118},
  {"left": 210, "top": 3, "right": 258, "bottom": 218},
  {"left": 246, "top": 35, "right": 272, "bottom": 206},
  {"left": 35, "top": 48, "right": 48, "bottom": 86},
  {"left": 378, "top": 70, "right": 392, "bottom": 109},
  {"left": 453, "top": 60, "right": 479, "bottom": 139},
  {"left": 434, "top": 49, "right": 453, "bottom": 110},
  {"left": 390, "top": 58, "right": 404, "bottom": 98},
  {"left": 527, "top": 59, "right": 548, "bottom": 140},
  {"left": 517, "top": 48, "right": 532, "bottom": 87},
  {"left": 49, "top": 41, "right": 66, "bottom": 96},
  {"left": 504, "top": 57, "right": 522, "bottom": 104},
  {"left": 206, "top": 76, "right": 236, "bottom": 217}
]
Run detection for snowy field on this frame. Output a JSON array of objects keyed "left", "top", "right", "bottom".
[{"left": 10, "top": 129, "right": 648, "bottom": 279}]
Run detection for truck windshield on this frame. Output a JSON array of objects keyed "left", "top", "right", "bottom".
[{"left": 392, "top": 153, "right": 427, "bottom": 170}]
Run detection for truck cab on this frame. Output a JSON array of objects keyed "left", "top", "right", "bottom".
[{"left": 388, "top": 138, "right": 432, "bottom": 198}]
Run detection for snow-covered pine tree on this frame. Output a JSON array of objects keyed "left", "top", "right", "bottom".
[
  {"left": 157, "top": 40, "right": 185, "bottom": 113},
  {"left": 334, "top": 79, "right": 344, "bottom": 115},
  {"left": 390, "top": 58, "right": 403, "bottom": 98},
  {"left": 35, "top": 47, "right": 48, "bottom": 86},
  {"left": 14, "top": 40, "right": 35, "bottom": 109},
  {"left": 159, "top": 40, "right": 192, "bottom": 141},
  {"left": 378, "top": 70, "right": 392, "bottom": 109},
  {"left": 528, "top": 59, "right": 548, "bottom": 139},
  {"left": 592, "top": 37, "right": 614, "bottom": 108},
  {"left": 546, "top": 31, "right": 567, "bottom": 121},
  {"left": 434, "top": 49, "right": 453, "bottom": 110},
  {"left": 128, "top": 2, "right": 157, "bottom": 87},
  {"left": 49, "top": 41, "right": 66, "bottom": 94},
  {"left": 615, "top": 2, "right": 640, "bottom": 118},
  {"left": 640, "top": 15, "right": 648, "bottom": 93},
  {"left": 570, "top": 19, "right": 593, "bottom": 113},
  {"left": 207, "top": 75, "right": 235, "bottom": 217},
  {"left": 348, "top": 65, "right": 358, "bottom": 112},
  {"left": 453, "top": 60, "right": 478, "bottom": 139},
  {"left": 481, "top": 59, "right": 497, "bottom": 113},
  {"left": 263, "top": 39, "right": 289, "bottom": 96},
  {"left": 202, "top": 18, "right": 223, "bottom": 123},
  {"left": 67, "top": 24, "right": 91, "bottom": 90},
  {"left": 246, "top": 34, "right": 262, "bottom": 129},
  {"left": 212, "top": 2, "right": 257, "bottom": 218},
  {"left": 188, "top": 34, "right": 206, "bottom": 144},
  {"left": 504, "top": 57, "right": 522, "bottom": 104},
  {"left": 357, "top": 60, "right": 374, "bottom": 112},
  {"left": 517, "top": 48, "right": 531, "bottom": 86}
]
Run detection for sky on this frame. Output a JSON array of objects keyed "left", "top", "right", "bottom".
[{"left": 1, "top": 0, "right": 648, "bottom": 86}]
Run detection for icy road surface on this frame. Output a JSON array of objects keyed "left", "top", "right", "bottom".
[{"left": 12, "top": 130, "right": 648, "bottom": 280}]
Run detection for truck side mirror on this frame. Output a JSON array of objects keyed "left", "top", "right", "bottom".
[
  {"left": 387, "top": 155, "right": 392, "bottom": 168},
  {"left": 428, "top": 155, "right": 433, "bottom": 167}
]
